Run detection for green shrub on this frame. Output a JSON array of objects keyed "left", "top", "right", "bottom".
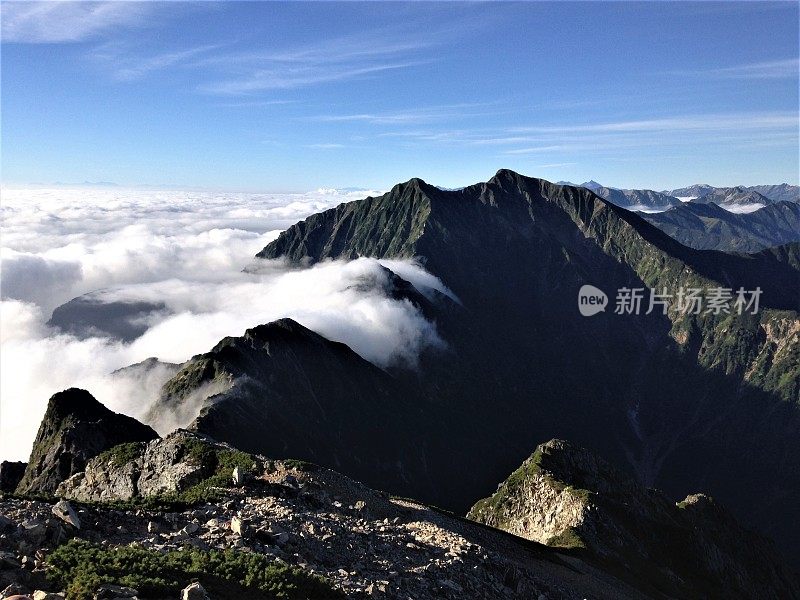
[
  {"left": 46, "top": 539, "right": 344, "bottom": 600},
  {"left": 96, "top": 442, "right": 145, "bottom": 467}
]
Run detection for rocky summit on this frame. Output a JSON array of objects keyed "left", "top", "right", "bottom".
[{"left": 14, "top": 389, "right": 158, "bottom": 496}]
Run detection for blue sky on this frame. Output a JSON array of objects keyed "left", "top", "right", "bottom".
[{"left": 2, "top": 1, "right": 798, "bottom": 191}]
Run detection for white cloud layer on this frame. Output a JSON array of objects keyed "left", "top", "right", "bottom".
[
  {"left": 0, "top": 187, "right": 379, "bottom": 314},
  {"left": 0, "top": 186, "right": 451, "bottom": 462}
]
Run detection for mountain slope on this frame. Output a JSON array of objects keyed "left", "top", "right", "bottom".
[
  {"left": 748, "top": 183, "right": 800, "bottom": 203},
  {"left": 640, "top": 201, "right": 800, "bottom": 252},
  {"left": 7, "top": 389, "right": 798, "bottom": 599},
  {"left": 468, "top": 439, "right": 800, "bottom": 599},
  {"left": 236, "top": 169, "right": 799, "bottom": 565},
  {"left": 149, "top": 317, "right": 452, "bottom": 503}
]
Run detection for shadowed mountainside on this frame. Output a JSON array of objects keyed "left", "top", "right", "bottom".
[{"left": 158, "top": 170, "right": 799, "bottom": 565}]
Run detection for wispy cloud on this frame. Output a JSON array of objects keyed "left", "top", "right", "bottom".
[
  {"left": 510, "top": 112, "right": 799, "bottom": 134},
  {"left": 672, "top": 58, "right": 799, "bottom": 80},
  {"left": 372, "top": 111, "right": 798, "bottom": 158},
  {"left": 530, "top": 162, "right": 576, "bottom": 169},
  {"left": 308, "top": 103, "right": 501, "bottom": 125},
  {"left": 195, "top": 33, "right": 439, "bottom": 95},
  {"left": 94, "top": 43, "right": 222, "bottom": 81},
  {"left": 306, "top": 143, "right": 346, "bottom": 150},
  {"left": 201, "top": 61, "right": 427, "bottom": 95},
  {"left": 1, "top": 1, "right": 153, "bottom": 44},
  {"left": 216, "top": 100, "right": 296, "bottom": 108}
]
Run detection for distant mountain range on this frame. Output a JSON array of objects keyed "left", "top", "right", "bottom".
[
  {"left": 557, "top": 180, "right": 681, "bottom": 209},
  {"left": 559, "top": 180, "right": 799, "bottom": 211},
  {"left": 666, "top": 182, "right": 800, "bottom": 204},
  {"left": 640, "top": 201, "right": 800, "bottom": 252}
]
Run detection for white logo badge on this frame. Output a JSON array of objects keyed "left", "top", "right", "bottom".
[{"left": 578, "top": 284, "right": 608, "bottom": 316}]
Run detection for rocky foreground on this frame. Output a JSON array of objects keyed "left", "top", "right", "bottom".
[
  {"left": 1, "top": 389, "right": 798, "bottom": 599},
  {"left": 1, "top": 446, "right": 655, "bottom": 600}
]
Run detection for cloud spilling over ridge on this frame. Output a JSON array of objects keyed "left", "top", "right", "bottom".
[{"left": 0, "top": 186, "right": 454, "bottom": 462}]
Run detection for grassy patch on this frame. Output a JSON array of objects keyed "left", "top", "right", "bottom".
[
  {"left": 46, "top": 539, "right": 344, "bottom": 600},
  {"left": 96, "top": 442, "right": 145, "bottom": 468}
]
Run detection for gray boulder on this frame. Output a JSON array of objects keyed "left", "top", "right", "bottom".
[{"left": 58, "top": 431, "right": 224, "bottom": 502}]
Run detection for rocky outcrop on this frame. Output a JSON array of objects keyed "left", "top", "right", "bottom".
[
  {"left": 0, "top": 462, "right": 26, "bottom": 493},
  {"left": 468, "top": 439, "right": 800, "bottom": 599},
  {"left": 15, "top": 389, "right": 158, "bottom": 496},
  {"left": 57, "top": 430, "right": 235, "bottom": 502}
]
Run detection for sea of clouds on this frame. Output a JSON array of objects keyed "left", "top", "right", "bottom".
[{"left": 0, "top": 186, "right": 452, "bottom": 461}]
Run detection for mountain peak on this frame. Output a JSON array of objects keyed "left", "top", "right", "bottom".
[
  {"left": 489, "top": 168, "right": 530, "bottom": 186},
  {"left": 15, "top": 389, "right": 158, "bottom": 495},
  {"left": 392, "top": 176, "right": 432, "bottom": 195},
  {"left": 245, "top": 318, "right": 312, "bottom": 339},
  {"left": 579, "top": 179, "right": 604, "bottom": 191},
  {"left": 42, "top": 387, "right": 116, "bottom": 424}
]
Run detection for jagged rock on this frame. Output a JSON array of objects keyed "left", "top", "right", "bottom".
[
  {"left": 15, "top": 389, "right": 158, "bottom": 495},
  {"left": 136, "top": 434, "right": 210, "bottom": 498},
  {"left": 468, "top": 439, "right": 800, "bottom": 599},
  {"left": 58, "top": 431, "right": 219, "bottom": 502},
  {"left": 0, "top": 516, "right": 13, "bottom": 533},
  {"left": 0, "top": 462, "right": 27, "bottom": 493},
  {"left": 0, "top": 552, "right": 20, "bottom": 570},
  {"left": 51, "top": 501, "right": 80, "bottom": 529},
  {"left": 179, "top": 582, "right": 207, "bottom": 600},
  {"left": 20, "top": 521, "right": 46, "bottom": 544}
]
